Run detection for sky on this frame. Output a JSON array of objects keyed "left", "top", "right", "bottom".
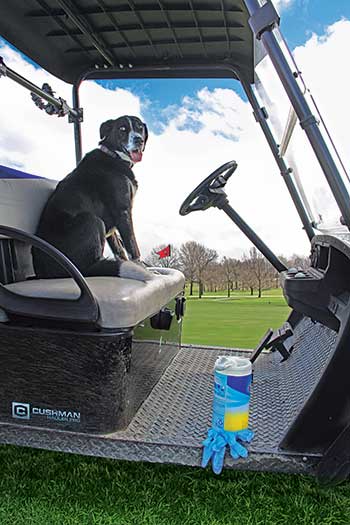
[{"left": 0, "top": 0, "right": 350, "bottom": 261}]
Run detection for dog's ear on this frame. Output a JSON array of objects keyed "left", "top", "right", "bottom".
[
  {"left": 99, "top": 119, "right": 115, "bottom": 144},
  {"left": 143, "top": 122, "right": 148, "bottom": 149}
]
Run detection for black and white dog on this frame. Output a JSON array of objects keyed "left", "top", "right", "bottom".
[{"left": 33, "top": 115, "right": 152, "bottom": 281}]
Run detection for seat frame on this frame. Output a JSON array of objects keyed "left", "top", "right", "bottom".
[{"left": 0, "top": 225, "right": 99, "bottom": 326}]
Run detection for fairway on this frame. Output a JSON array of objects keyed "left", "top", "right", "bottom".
[{"left": 182, "top": 289, "right": 290, "bottom": 348}]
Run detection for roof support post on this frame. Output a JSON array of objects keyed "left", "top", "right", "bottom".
[
  {"left": 243, "top": 0, "right": 350, "bottom": 230},
  {"left": 72, "top": 82, "right": 83, "bottom": 165}
]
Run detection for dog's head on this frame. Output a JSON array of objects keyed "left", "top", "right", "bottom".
[{"left": 99, "top": 116, "right": 148, "bottom": 164}]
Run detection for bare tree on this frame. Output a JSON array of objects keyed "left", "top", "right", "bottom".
[
  {"left": 145, "top": 239, "right": 309, "bottom": 297},
  {"left": 203, "top": 262, "right": 222, "bottom": 293},
  {"left": 244, "top": 247, "right": 273, "bottom": 298},
  {"left": 221, "top": 256, "right": 240, "bottom": 297},
  {"left": 287, "top": 254, "right": 310, "bottom": 270},
  {"left": 179, "top": 241, "right": 198, "bottom": 295},
  {"left": 145, "top": 245, "right": 181, "bottom": 269},
  {"left": 179, "top": 241, "right": 218, "bottom": 298},
  {"left": 195, "top": 244, "right": 218, "bottom": 298},
  {"left": 241, "top": 255, "right": 256, "bottom": 295}
]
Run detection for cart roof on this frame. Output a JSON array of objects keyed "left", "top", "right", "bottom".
[{"left": 0, "top": 0, "right": 254, "bottom": 84}]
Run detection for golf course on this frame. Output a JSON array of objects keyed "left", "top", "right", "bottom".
[{"left": 182, "top": 288, "right": 290, "bottom": 348}]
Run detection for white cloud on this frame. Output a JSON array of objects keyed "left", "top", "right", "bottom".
[
  {"left": 271, "top": 0, "right": 296, "bottom": 12},
  {"left": 132, "top": 86, "right": 308, "bottom": 259},
  {"left": 0, "top": 18, "right": 349, "bottom": 262},
  {"left": 286, "top": 19, "right": 350, "bottom": 229},
  {"left": 292, "top": 19, "right": 350, "bottom": 167}
]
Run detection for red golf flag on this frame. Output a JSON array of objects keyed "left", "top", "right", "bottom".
[{"left": 156, "top": 244, "right": 171, "bottom": 258}]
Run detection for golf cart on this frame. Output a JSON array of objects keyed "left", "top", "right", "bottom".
[{"left": 0, "top": 0, "right": 349, "bottom": 483}]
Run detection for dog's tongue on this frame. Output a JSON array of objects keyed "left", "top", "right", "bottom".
[{"left": 130, "top": 150, "right": 143, "bottom": 163}]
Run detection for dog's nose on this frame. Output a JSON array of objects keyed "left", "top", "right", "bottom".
[{"left": 133, "top": 136, "right": 143, "bottom": 147}]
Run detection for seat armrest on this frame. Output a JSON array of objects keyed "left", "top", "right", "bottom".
[{"left": 0, "top": 225, "right": 99, "bottom": 324}]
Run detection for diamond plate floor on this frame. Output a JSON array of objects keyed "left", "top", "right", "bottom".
[{"left": 109, "top": 317, "right": 337, "bottom": 453}]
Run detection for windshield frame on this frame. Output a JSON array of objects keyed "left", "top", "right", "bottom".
[{"left": 243, "top": 0, "right": 350, "bottom": 234}]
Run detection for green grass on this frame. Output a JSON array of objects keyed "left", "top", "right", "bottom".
[
  {"left": 1, "top": 288, "right": 350, "bottom": 524},
  {"left": 1, "top": 446, "right": 350, "bottom": 525},
  {"left": 182, "top": 290, "right": 290, "bottom": 348}
]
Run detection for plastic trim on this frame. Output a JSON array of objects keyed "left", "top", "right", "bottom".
[{"left": 0, "top": 225, "right": 99, "bottom": 324}]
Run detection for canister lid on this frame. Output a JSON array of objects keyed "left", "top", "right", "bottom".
[{"left": 214, "top": 355, "right": 252, "bottom": 376}]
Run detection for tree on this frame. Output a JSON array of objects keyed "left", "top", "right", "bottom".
[
  {"left": 179, "top": 241, "right": 218, "bottom": 298},
  {"left": 178, "top": 241, "right": 198, "bottom": 295},
  {"left": 145, "top": 245, "right": 181, "bottom": 269},
  {"left": 244, "top": 247, "right": 273, "bottom": 298},
  {"left": 203, "top": 262, "right": 222, "bottom": 293},
  {"left": 286, "top": 254, "right": 310, "bottom": 270},
  {"left": 221, "top": 257, "right": 240, "bottom": 298}
]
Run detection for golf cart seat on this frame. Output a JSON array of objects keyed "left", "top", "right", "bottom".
[
  {"left": 5, "top": 271, "right": 184, "bottom": 329},
  {"left": 0, "top": 165, "right": 185, "bottom": 434},
  {"left": 0, "top": 166, "right": 185, "bottom": 329}
]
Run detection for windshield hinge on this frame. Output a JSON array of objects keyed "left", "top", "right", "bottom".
[
  {"left": 253, "top": 106, "right": 269, "bottom": 122},
  {"left": 300, "top": 114, "right": 319, "bottom": 130},
  {"left": 248, "top": 2, "right": 280, "bottom": 40}
]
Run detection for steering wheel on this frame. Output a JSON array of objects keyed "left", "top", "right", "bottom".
[{"left": 179, "top": 161, "right": 237, "bottom": 216}]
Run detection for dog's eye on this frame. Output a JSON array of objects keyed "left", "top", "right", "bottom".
[{"left": 119, "top": 126, "right": 127, "bottom": 132}]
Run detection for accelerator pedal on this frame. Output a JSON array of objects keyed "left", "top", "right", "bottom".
[
  {"left": 250, "top": 328, "right": 273, "bottom": 364},
  {"left": 250, "top": 323, "right": 294, "bottom": 364},
  {"left": 266, "top": 322, "right": 294, "bottom": 362}
]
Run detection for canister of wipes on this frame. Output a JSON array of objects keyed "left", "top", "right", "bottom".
[{"left": 212, "top": 355, "right": 252, "bottom": 432}]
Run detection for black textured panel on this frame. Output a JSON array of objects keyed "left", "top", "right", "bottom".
[
  {"left": 123, "top": 340, "right": 180, "bottom": 425},
  {"left": 0, "top": 326, "right": 131, "bottom": 433}
]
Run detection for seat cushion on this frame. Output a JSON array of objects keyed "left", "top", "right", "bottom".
[
  {"left": 0, "top": 177, "right": 56, "bottom": 234},
  {"left": 5, "top": 268, "right": 185, "bottom": 329}
]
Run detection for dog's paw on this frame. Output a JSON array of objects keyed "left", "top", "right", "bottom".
[
  {"left": 119, "top": 260, "right": 153, "bottom": 282},
  {"left": 134, "top": 259, "right": 161, "bottom": 275}
]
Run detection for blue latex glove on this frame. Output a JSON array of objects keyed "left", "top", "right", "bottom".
[{"left": 201, "top": 427, "right": 254, "bottom": 474}]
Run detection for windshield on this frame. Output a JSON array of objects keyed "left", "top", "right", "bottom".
[{"left": 253, "top": 26, "right": 350, "bottom": 232}]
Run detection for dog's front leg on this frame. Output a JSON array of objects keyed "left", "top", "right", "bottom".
[
  {"left": 117, "top": 209, "right": 141, "bottom": 260},
  {"left": 106, "top": 229, "right": 128, "bottom": 260}
]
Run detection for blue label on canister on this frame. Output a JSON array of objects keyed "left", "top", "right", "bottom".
[{"left": 212, "top": 370, "right": 252, "bottom": 432}]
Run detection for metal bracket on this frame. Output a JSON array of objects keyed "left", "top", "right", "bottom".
[
  {"left": 57, "top": 97, "right": 70, "bottom": 117},
  {"left": 280, "top": 166, "right": 293, "bottom": 179},
  {"left": 248, "top": 1, "right": 280, "bottom": 40},
  {"left": 175, "top": 296, "right": 186, "bottom": 321},
  {"left": 31, "top": 83, "right": 72, "bottom": 118},
  {"left": 299, "top": 114, "right": 319, "bottom": 130},
  {"left": 69, "top": 107, "right": 84, "bottom": 124},
  {"left": 253, "top": 106, "right": 269, "bottom": 123}
]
